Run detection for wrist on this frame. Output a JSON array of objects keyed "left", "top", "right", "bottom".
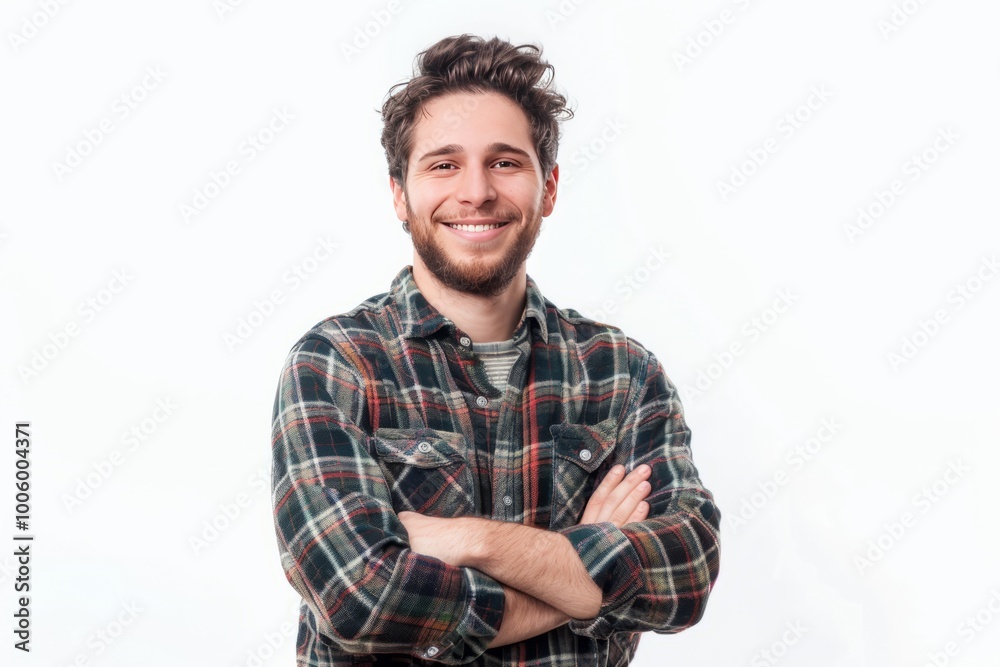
[{"left": 461, "top": 517, "right": 493, "bottom": 569}]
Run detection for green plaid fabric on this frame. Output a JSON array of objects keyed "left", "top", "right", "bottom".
[{"left": 271, "top": 265, "right": 721, "bottom": 666}]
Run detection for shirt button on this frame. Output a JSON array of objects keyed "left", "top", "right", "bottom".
[
  {"left": 476, "top": 396, "right": 488, "bottom": 408},
  {"left": 579, "top": 449, "right": 592, "bottom": 462},
  {"left": 425, "top": 646, "right": 439, "bottom": 657},
  {"left": 417, "top": 441, "right": 432, "bottom": 453},
  {"left": 503, "top": 495, "right": 513, "bottom": 506},
  {"left": 459, "top": 335, "right": 471, "bottom": 347}
]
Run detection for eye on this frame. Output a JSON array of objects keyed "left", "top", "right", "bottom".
[
  {"left": 493, "top": 160, "right": 517, "bottom": 168},
  {"left": 432, "top": 163, "right": 457, "bottom": 170}
]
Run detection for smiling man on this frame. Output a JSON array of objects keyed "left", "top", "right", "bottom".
[{"left": 271, "top": 34, "right": 721, "bottom": 667}]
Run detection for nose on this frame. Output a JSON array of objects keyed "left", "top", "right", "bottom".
[{"left": 455, "top": 163, "right": 497, "bottom": 208}]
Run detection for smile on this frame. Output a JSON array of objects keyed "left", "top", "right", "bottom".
[{"left": 443, "top": 221, "right": 510, "bottom": 232}]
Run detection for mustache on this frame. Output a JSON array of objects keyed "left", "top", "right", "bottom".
[{"left": 434, "top": 210, "right": 520, "bottom": 224}]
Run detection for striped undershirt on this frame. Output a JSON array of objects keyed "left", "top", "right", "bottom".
[{"left": 470, "top": 338, "right": 521, "bottom": 391}]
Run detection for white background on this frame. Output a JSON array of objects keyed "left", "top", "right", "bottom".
[{"left": 2, "top": 1, "right": 999, "bottom": 665}]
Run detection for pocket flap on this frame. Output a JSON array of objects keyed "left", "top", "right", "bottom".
[
  {"left": 549, "top": 417, "right": 618, "bottom": 473},
  {"left": 370, "top": 427, "right": 468, "bottom": 468}
]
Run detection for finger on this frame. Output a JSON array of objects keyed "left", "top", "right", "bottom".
[
  {"left": 596, "top": 465, "right": 651, "bottom": 523},
  {"left": 625, "top": 501, "right": 649, "bottom": 525},
  {"left": 580, "top": 464, "right": 624, "bottom": 524},
  {"left": 609, "top": 480, "right": 651, "bottom": 526}
]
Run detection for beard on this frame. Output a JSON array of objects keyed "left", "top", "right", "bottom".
[{"left": 406, "top": 191, "right": 543, "bottom": 298}]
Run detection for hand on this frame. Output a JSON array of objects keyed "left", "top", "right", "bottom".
[
  {"left": 397, "top": 511, "right": 472, "bottom": 567},
  {"left": 578, "top": 464, "right": 651, "bottom": 527}
]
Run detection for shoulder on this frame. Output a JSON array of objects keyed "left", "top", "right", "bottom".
[
  {"left": 545, "top": 300, "right": 654, "bottom": 373},
  {"left": 283, "top": 288, "right": 395, "bottom": 364}
]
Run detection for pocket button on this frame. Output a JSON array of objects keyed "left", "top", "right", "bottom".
[
  {"left": 579, "top": 449, "right": 592, "bottom": 462},
  {"left": 417, "top": 441, "right": 432, "bottom": 453}
]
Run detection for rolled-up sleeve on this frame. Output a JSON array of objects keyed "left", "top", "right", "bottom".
[
  {"left": 556, "top": 346, "right": 721, "bottom": 639},
  {"left": 271, "top": 336, "right": 505, "bottom": 663}
]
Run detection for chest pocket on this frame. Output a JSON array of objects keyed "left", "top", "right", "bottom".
[
  {"left": 369, "top": 427, "right": 476, "bottom": 518},
  {"left": 549, "top": 417, "right": 619, "bottom": 530}
]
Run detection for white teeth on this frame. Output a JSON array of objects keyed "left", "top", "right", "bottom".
[{"left": 446, "top": 222, "right": 507, "bottom": 232}]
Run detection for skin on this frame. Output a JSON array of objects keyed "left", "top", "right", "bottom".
[
  {"left": 399, "top": 463, "right": 652, "bottom": 646},
  {"left": 399, "top": 464, "right": 652, "bottom": 570},
  {"left": 390, "top": 91, "right": 557, "bottom": 343},
  {"left": 390, "top": 90, "right": 653, "bottom": 647}
]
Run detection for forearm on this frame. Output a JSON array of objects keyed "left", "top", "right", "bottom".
[
  {"left": 465, "top": 518, "right": 602, "bottom": 620},
  {"left": 487, "top": 584, "right": 571, "bottom": 648},
  {"left": 272, "top": 344, "right": 505, "bottom": 663}
]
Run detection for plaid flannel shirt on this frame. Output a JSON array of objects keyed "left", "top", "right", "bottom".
[{"left": 271, "top": 265, "right": 721, "bottom": 666}]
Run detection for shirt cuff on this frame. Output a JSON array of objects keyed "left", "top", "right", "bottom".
[
  {"left": 424, "top": 566, "right": 506, "bottom": 663},
  {"left": 557, "top": 521, "right": 644, "bottom": 638}
]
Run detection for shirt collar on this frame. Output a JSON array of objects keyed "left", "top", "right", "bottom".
[{"left": 390, "top": 265, "right": 549, "bottom": 343}]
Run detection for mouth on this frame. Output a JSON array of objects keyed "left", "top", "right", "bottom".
[{"left": 440, "top": 219, "right": 512, "bottom": 233}]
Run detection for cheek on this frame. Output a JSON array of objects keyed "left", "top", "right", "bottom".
[
  {"left": 408, "top": 184, "right": 449, "bottom": 213},
  {"left": 503, "top": 179, "right": 543, "bottom": 209}
]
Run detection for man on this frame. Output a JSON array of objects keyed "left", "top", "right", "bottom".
[{"left": 271, "top": 34, "right": 721, "bottom": 666}]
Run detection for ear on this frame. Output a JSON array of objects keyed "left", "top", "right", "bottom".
[
  {"left": 390, "top": 176, "right": 408, "bottom": 222},
  {"left": 541, "top": 163, "right": 559, "bottom": 217}
]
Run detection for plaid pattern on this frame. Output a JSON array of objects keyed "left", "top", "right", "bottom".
[{"left": 271, "top": 265, "right": 721, "bottom": 666}]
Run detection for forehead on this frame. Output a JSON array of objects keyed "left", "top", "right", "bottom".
[{"left": 409, "top": 91, "right": 535, "bottom": 157}]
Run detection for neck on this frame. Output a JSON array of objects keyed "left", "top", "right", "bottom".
[{"left": 411, "top": 261, "right": 526, "bottom": 343}]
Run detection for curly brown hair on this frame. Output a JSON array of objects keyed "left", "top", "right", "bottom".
[{"left": 379, "top": 34, "right": 574, "bottom": 187}]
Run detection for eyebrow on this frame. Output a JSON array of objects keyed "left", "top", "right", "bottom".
[{"left": 416, "top": 142, "right": 533, "bottom": 165}]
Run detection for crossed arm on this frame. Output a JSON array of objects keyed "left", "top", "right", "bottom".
[
  {"left": 274, "top": 341, "right": 720, "bottom": 661},
  {"left": 398, "top": 462, "right": 653, "bottom": 648}
]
